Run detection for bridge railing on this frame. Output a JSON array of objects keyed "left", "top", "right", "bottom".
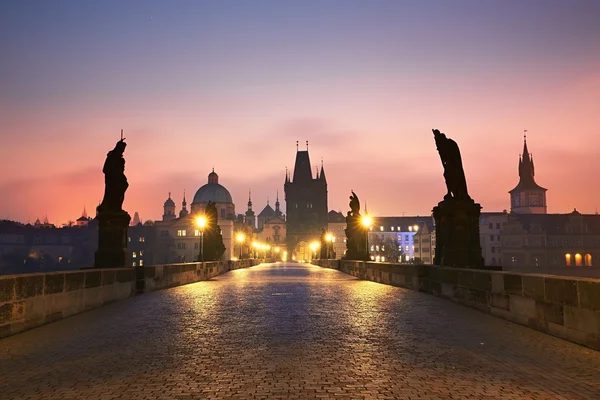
[
  {"left": 1, "top": 259, "right": 262, "bottom": 338},
  {"left": 313, "top": 259, "right": 600, "bottom": 350}
]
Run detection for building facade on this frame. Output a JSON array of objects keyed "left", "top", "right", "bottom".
[
  {"left": 367, "top": 216, "right": 435, "bottom": 264},
  {"left": 284, "top": 146, "right": 328, "bottom": 260},
  {"left": 479, "top": 211, "right": 508, "bottom": 266}
]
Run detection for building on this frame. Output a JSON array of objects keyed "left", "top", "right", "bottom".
[
  {"left": 509, "top": 135, "right": 547, "bottom": 214},
  {"left": 479, "top": 211, "right": 508, "bottom": 266},
  {"left": 501, "top": 210, "right": 599, "bottom": 276},
  {"left": 327, "top": 211, "right": 346, "bottom": 259},
  {"left": 368, "top": 216, "right": 435, "bottom": 263},
  {"left": 128, "top": 221, "right": 154, "bottom": 268},
  {"left": 284, "top": 144, "right": 328, "bottom": 260},
  {"left": 153, "top": 170, "right": 235, "bottom": 263}
]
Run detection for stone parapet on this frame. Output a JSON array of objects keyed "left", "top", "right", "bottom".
[
  {"left": 1, "top": 259, "right": 262, "bottom": 338},
  {"left": 0, "top": 268, "right": 135, "bottom": 338},
  {"left": 313, "top": 260, "right": 600, "bottom": 350}
]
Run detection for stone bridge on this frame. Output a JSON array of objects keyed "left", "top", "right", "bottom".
[{"left": 1, "top": 262, "right": 600, "bottom": 399}]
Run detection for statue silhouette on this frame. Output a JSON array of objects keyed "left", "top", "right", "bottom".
[
  {"left": 432, "top": 129, "right": 469, "bottom": 200},
  {"left": 98, "top": 140, "right": 129, "bottom": 214}
]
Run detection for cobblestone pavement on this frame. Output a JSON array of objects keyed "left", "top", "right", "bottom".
[{"left": 2, "top": 263, "right": 600, "bottom": 400}]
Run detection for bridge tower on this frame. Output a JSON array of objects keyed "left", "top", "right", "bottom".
[{"left": 284, "top": 142, "right": 328, "bottom": 260}]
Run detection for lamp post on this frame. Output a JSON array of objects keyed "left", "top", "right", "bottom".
[
  {"left": 361, "top": 215, "right": 372, "bottom": 258},
  {"left": 252, "top": 241, "right": 258, "bottom": 259},
  {"left": 196, "top": 216, "right": 207, "bottom": 262},
  {"left": 236, "top": 232, "right": 245, "bottom": 260},
  {"left": 310, "top": 241, "right": 319, "bottom": 260},
  {"left": 325, "top": 233, "right": 333, "bottom": 259}
]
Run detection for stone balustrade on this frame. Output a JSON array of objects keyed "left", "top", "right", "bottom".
[
  {"left": 314, "top": 259, "right": 600, "bottom": 350},
  {"left": 1, "top": 259, "right": 261, "bottom": 338}
]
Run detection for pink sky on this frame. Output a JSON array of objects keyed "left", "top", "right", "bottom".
[{"left": 1, "top": 1, "right": 599, "bottom": 224}]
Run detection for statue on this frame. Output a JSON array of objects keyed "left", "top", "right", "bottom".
[
  {"left": 343, "top": 191, "right": 370, "bottom": 261},
  {"left": 433, "top": 129, "right": 469, "bottom": 200},
  {"left": 431, "top": 128, "right": 484, "bottom": 268},
  {"left": 94, "top": 132, "right": 131, "bottom": 268},
  {"left": 98, "top": 139, "right": 129, "bottom": 213},
  {"left": 202, "top": 201, "right": 226, "bottom": 261}
]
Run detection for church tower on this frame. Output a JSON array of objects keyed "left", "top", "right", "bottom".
[
  {"left": 245, "top": 190, "right": 256, "bottom": 230},
  {"left": 162, "top": 192, "right": 176, "bottom": 221},
  {"left": 509, "top": 133, "right": 547, "bottom": 214},
  {"left": 285, "top": 141, "right": 328, "bottom": 258},
  {"left": 179, "top": 190, "right": 189, "bottom": 218}
]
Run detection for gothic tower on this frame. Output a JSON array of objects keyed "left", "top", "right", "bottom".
[
  {"left": 245, "top": 190, "right": 256, "bottom": 229},
  {"left": 509, "top": 134, "right": 547, "bottom": 214},
  {"left": 162, "top": 192, "right": 176, "bottom": 221},
  {"left": 284, "top": 142, "right": 328, "bottom": 258}
]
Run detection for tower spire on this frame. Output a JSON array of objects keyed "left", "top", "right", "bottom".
[
  {"left": 275, "top": 190, "right": 281, "bottom": 215},
  {"left": 248, "top": 189, "right": 253, "bottom": 210}
]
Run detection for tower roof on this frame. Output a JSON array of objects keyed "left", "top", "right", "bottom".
[
  {"left": 164, "top": 192, "right": 175, "bottom": 207},
  {"left": 258, "top": 204, "right": 276, "bottom": 217},
  {"left": 292, "top": 150, "right": 313, "bottom": 183},
  {"left": 509, "top": 135, "right": 547, "bottom": 193}
]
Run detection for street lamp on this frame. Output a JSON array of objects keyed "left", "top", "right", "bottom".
[
  {"left": 361, "top": 215, "right": 372, "bottom": 257},
  {"left": 236, "top": 232, "right": 245, "bottom": 260},
  {"left": 310, "top": 241, "right": 320, "bottom": 260},
  {"left": 325, "top": 233, "right": 333, "bottom": 259},
  {"left": 252, "top": 241, "right": 258, "bottom": 259},
  {"left": 196, "top": 215, "right": 207, "bottom": 262},
  {"left": 413, "top": 224, "right": 421, "bottom": 263}
]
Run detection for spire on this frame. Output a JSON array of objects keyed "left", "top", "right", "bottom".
[
  {"left": 523, "top": 129, "right": 530, "bottom": 159},
  {"left": 248, "top": 190, "right": 253, "bottom": 210},
  {"left": 82, "top": 206, "right": 88, "bottom": 218},
  {"left": 319, "top": 158, "right": 327, "bottom": 182},
  {"left": 275, "top": 190, "right": 281, "bottom": 215},
  {"left": 315, "top": 165, "right": 319, "bottom": 179},
  {"left": 285, "top": 166, "right": 289, "bottom": 184},
  {"left": 291, "top": 145, "right": 313, "bottom": 183},
  {"left": 182, "top": 190, "right": 187, "bottom": 206},
  {"left": 267, "top": 196, "right": 270, "bottom": 206},
  {"left": 179, "top": 190, "right": 189, "bottom": 218}
]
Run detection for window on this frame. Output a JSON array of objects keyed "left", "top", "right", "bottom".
[
  {"left": 565, "top": 253, "right": 572, "bottom": 267},
  {"left": 140, "top": 260, "right": 144, "bottom": 266},
  {"left": 194, "top": 242, "right": 199, "bottom": 249},
  {"left": 391, "top": 227, "right": 394, "bottom": 231},
  {"left": 491, "top": 247, "right": 495, "bottom": 253},
  {"left": 132, "top": 252, "right": 137, "bottom": 258},
  {"left": 575, "top": 253, "right": 582, "bottom": 267},
  {"left": 489, "top": 223, "right": 493, "bottom": 229},
  {"left": 397, "top": 227, "right": 401, "bottom": 231},
  {"left": 127, "top": 237, "right": 131, "bottom": 242},
  {"left": 220, "top": 209, "right": 225, "bottom": 218},
  {"left": 496, "top": 223, "right": 501, "bottom": 229},
  {"left": 534, "top": 257, "right": 540, "bottom": 267},
  {"left": 139, "top": 250, "right": 144, "bottom": 256},
  {"left": 194, "top": 230, "right": 200, "bottom": 236},
  {"left": 380, "top": 226, "right": 384, "bottom": 231},
  {"left": 139, "top": 237, "right": 145, "bottom": 242},
  {"left": 490, "top": 235, "right": 494, "bottom": 241},
  {"left": 585, "top": 254, "right": 592, "bottom": 267},
  {"left": 177, "top": 230, "right": 186, "bottom": 237},
  {"left": 132, "top": 262, "right": 137, "bottom": 267}
]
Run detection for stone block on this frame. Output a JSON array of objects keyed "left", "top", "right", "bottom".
[
  {"left": 0, "top": 323, "right": 11, "bottom": 338},
  {"left": 458, "top": 270, "right": 475, "bottom": 288},
  {"left": 544, "top": 278, "right": 578, "bottom": 307},
  {"left": 102, "top": 270, "right": 117, "bottom": 286},
  {"left": 527, "top": 318, "right": 548, "bottom": 333},
  {"left": 15, "top": 275, "right": 44, "bottom": 300},
  {"left": 577, "top": 281, "right": 600, "bottom": 311},
  {"left": 0, "top": 277, "right": 15, "bottom": 303},
  {"left": 65, "top": 272, "right": 85, "bottom": 292},
  {"left": 491, "top": 306, "right": 528, "bottom": 326},
  {"left": 509, "top": 295, "right": 536, "bottom": 319},
  {"left": 144, "top": 266, "right": 156, "bottom": 279},
  {"left": 44, "top": 274, "right": 65, "bottom": 295},
  {"left": 44, "top": 311, "right": 63, "bottom": 324},
  {"left": 117, "top": 268, "right": 134, "bottom": 283},
  {"left": 522, "top": 276, "right": 545, "bottom": 301},
  {"left": 535, "top": 301, "right": 564, "bottom": 325},
  {"left": 490, "top": 293, "right": 509, "bottom": 310},
  {"left": 84, "top": 271, "right": 101, "bottom": 288},
  {"left": 440, "top": 268, "right": 459, "bottom": 285},
  {"left": 473, "top": 272, "right": 492, "bottom": 291},
  {"left": 563, "top": 306, "right": 600, "bottom": 334},
  {"left": 0, "top": 303, "right": 12, "bottom": 325},
  {"left": 441, "top": 282, "right": 454, "bottom": 297},
  {"left": 547, "top": 322, "right": 591, "bottom": 348},
  {"left": 503, "top": 274, "right": 522, "bottom": 295},
  {"left": 491, "top": 273, "right": 504, "bottom": 294},
  {"left": 11, "top": 301, "right": 25, "bottom": 320}
]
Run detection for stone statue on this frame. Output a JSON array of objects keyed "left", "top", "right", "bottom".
[
  {"left": 343, "top": 191, "right": 369, "bottom": 261},
  {"left": 98, "top": 139, "right": 129, "bottom": 214},
  {"left": 202, "top": 201, "right": 226, "bottom": 261},
  {"left": 349, "top": 191, "right": 360, "bottom": 216},
  {"left": 94, "top": 135, "right": 131, "bottom": 269},
  {"left": 432, "top": 129, "right": 469, "bottom": 200},
  {"left": 431, "top": 128, "right": 484, "bottom": 268}
]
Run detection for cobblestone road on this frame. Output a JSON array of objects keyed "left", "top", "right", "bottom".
[{"left": 2, "top": 263, "right": 600, "bottom": 399}]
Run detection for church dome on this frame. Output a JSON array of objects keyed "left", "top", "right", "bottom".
[
  {"left": 192, "top": 171, "right": 233, "bottom": 204},
  {"left": 164, "top": 193, "right": 175, "bottom": 207}
]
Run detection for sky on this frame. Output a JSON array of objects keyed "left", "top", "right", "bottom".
[{"left": 1, "top": 0, "right": 599, "bottom": 224}]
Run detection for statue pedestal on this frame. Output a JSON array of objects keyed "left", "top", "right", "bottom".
[
  {"left": 94, "top": 210, "right": 131, "bottom": 268},
  {"left": 432, "top": 197, "right": 484, "bottom": 268}
]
